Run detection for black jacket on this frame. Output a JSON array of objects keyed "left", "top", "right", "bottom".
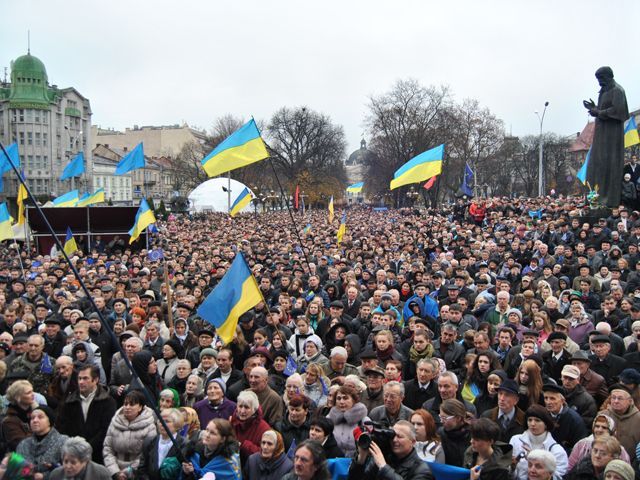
[
  {"left": 463, "top": 441, "right": 513, "bottom": 480},
  {"left": 438, "top": 425, "right": 471, "bottom": 467},
  {"left": 589, "top": 353, "right": 627, "bottom": 385},
  {"left": 136, "top": 434, "right": 185, "bottom": 480},
  {"left": 402, "top": 379, "right": 437, "bottom": 411},
  {"left": 274, "top": 416, "right": 311, "bottom": 451},
  {"left": 541, "top": 349, "right": 572, "bottom": 383},
  {"left": 55, "top": 385, "right": 116, "bottom": 463},
  {"left": 322, "top": 433, "right": 345, "bottom": 458},
  {"left": 347, "top": 447, "right": 432, "bottom": 480},
  {"left": 564, "top": 384, "right": 598, "bottom": 429},
  {"left": 550, "top": 406, "right": 588, "bottom": 452}
]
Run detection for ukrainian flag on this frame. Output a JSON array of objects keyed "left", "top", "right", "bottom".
[
  {"left": 197, "top": 253, "right": 263, "bottom": 344},
  {"left": 201, "top": 119, "right": 269, "bottom": 178},
  {"left": 16, "top": 174, "right": 28, "bottom": 225},
  {"left": 52, "top": 190, "right": 79, "bottom": 207},
  {"left": 63, "top": 227, "right": 78, "bottom": 256},
  {"left": 625, "top": 117, "right": 640, "bottom": 148},
  {"left": 77, "top": 189, "right": 105, "bottom": 207},
  {"left": 0, "top": 143, "right": 20, "bottom": 192},
  {"left": 0, "top": 203, "right": 13, "bottom": 241},
  {"left": 229, "top": 187, "right": 253, "bottom": 217},
  {"left": 337, "top": 212, "right": 346, "bottom": 244},
  {"left": 576, "top": 148, "right": 590, "bottom": 185},
  {"left": 303, "top": 223, "right": 312, "bottom": 235},
  {"left": 346, "top": 182, "right": 364, "bottom": 194},
  {"left": 328, "top": 196, "right": 334, "bottom": 223},
  {"left": 390, "top": 144, "right": 444, "bottom": 190},
  {"left": 128, "top": 199, "right": 156, "bottom": 244}
]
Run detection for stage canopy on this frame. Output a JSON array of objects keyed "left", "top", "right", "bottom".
[{"left": 188, "top": 178, "right": 255, "bottom": 213}]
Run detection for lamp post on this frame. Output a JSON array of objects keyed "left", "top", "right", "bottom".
[
  {"left": 535, "top": 101, "right": 549, "bottom": 197},
  {"left": 406, "top": 186, "right": 419, "bottom": 206}
]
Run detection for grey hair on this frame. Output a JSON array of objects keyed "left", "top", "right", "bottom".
[
  {"left": 384, "top": 380, "right": 405, "bottom": 397},
  {"left": 176, "top": 359, "right": 191, "bottom": 369},
  {"left": 62, "top": 436, "right": 93, "bottom": 462},
  {"left": 162, "top": 408, "right": 184, "bottom": 429},
  {"left": 526, "top": 449, "right": 556, "bottom": 472},
  {"left": 416, "top": 358, "right": 435, "bottom": 370},
  {"left": 237, "top": 390, "right": 259, "bottom": 412},
  {"left": 6, "top": 380, "right": 33, "bottom": 404},
  {"left": 126, "top": 337, "right": 144, "bottom": 349},
  {"left": 395, "top": 419, "right": 416, "bottom": 440},
  {"left": 146, "top": 321, "right": 160, "bottom": 331},
  {"left": 439, "top": 370, "right": 459, "bottom": 386}
]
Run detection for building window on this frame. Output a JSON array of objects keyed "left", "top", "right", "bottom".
[
  {"left": 27, "top": 132, "right": 32, "bottom": 145},
  {"left": 35, "top": 133, "right": 41, "bottom": 146},
  {"left": 43, "top": 133, "right": 48, "bottom": 147},
  {"left": 18, "top": 132, "right": 25, "bottom": 145}
]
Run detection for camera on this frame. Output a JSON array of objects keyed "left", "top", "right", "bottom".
[{"left": 357, "top": 421, "right": 396, "bottom": 451}]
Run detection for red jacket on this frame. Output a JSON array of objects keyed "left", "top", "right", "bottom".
[
  {"left": 231, "top": 406, "right": 271, "bottom": 463},
  {"left": 469, "top": 203, "right": 486, "bottom": 222}
]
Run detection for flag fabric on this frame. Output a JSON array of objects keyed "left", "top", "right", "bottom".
[
  {"left": 346, "top": 182, "right": 364, "bottom": 193},
  {"left": 294, "top": 185, "right": 300, "bottom": 210},
  {"left": 423, "top": 176, "right": 436, "bottom": 190},
  {"left": 115, "top": 143, "right": 145, "bottom": 175},
  {"left": 60, "top": 152, "right": 85, "bottom": 180},
  {"left": 576, "top": 148, "right": 590, "bottom": 185},
  {"left": 76, "top": 188, "right": 105, "bottom": 207},
  {"left": 390, "top": 144, "right": 444, "bottom": 190},
  {"left": 337, "top": 212, "right": 346, "bottom": 244},
  {"left": 303, "top": 223, "right": 311, "bottom": 235},
  {"left": 426, "top": 462, "right": 471, "bottom": 480},
  {"left": 16, "top": 173, "right": 28, "bottom": 225},
  {"left": 148, "top": 248, "right": 164, "bottom": 262},
  {"left": 284, "top": 356, "right": 298, "bottom": 376},
  {"left": 328, "top": 196, "right": 334, "bottom": 223},
  {"left": 328, "top": 458, "right": 352, "bottom": 480},
  {"left": 148, "top": 223, "right": 159, "bottom": 234},
  {"left": 128, "top": 198, "right": 156, "bottom": 244},
  {"left": 229, "top": 187, "right": 252, "bottom": 217},
  {"left": 625, "top": 117, "right": 640, "bottom": 148},
  {"left": 196, "top": 253, "right": 263, "bottom": 344},
  {"left": 201, "top": 119, "right": 269, "bottom": 178},
  {"left": 286, "top": 438, "right": 297, "bottom": 460},
  {"left": 63, "top": 227, "right": 78, "bottom": 256},
  {"left": 461, "top": 162, "right": 474, "bottom": 196},
  {"left": 0, "top": 143, "right": 20, "bottom": 192},
  {"left": 0, "top": 203, "right": 13, "bottom": 241},
  {"left": 52, "top": 190, "right": 79, "bottom": 207}
]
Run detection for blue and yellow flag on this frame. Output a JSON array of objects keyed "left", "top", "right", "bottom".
[
  {"left": 115, "top": 143, "right": 145, "bottom": 175},
  {"left": 52, "top": 190, "right": 79, "bottom": 207},
  {"left": 328, "top": 196, "right": 334, "bottom": 223},
  {"left": 625, "top": 117, "right": 640, "bottom": 148},
  {"left": 576, "top": 148, "right": 590, "bottom": 185},
  {"left": 0, "top": 143, "right": 20, "bottom": 192},
  {"left": 303, "top": 223, "right": 312, "bottom": 235},
  {"left": 77, "top": 189, "right": 105, "bottom": 207},
  {"left": 0, "top": 203, "right": 13, "bottom": 241},
  {"left": 16, "top": 173, "right": 28, "bottom": 225},
  {"left": 229, "top": 187, "right": 252, "bottom": 217},
  {"left": 63, "top": 227, "right": 78, "bottom": 256},
  {"left": 337, "top": 212, "right": 346, "bottom": 244},
  {"left": 197, "top": 253, "right": 263, "bottom": 344},
  {"left": 61, "top": 152, "right": 85, "bottom": 180},
  {"left": 201, "top": 119, "right": 269, "bottom": 178},
  {"left": 390, "top": 144, "right": 444, "bottom": 190},
  {"left": 128, "top": 199, "right": 156, "bottom": 244},
  {"left": 346, "top": 182, "right": 364, "bottom": 194}
]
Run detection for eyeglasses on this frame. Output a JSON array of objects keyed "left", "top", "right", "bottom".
[
  {"left": 383, "top": 393, "right": 401, "bottom": 399},
  {"left": 440, "top": 415, "right": 455, "bottom": 422}
]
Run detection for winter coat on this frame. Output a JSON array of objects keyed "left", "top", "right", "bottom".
[
  {"left": 322, "top": 433, "right": 345, "bottom": 458},
  {"left": 157, "top": 356, "right": 179, "bottom": 384},
  {"left": 9, "top": 352, "right": 54, "bottom": 395},
  {"left": 564, "top": 384, "right": 598, "bottom": 429},
  {"left": 274, "top": 415, "right": 311, "bottom": 451},
  {"left": 230, "top": 407, "right": 272, "bottom": 463},
  {"left": 16, "top": 427, "right": 68, "bottom": 477},
  {"left": 136, "top": 433, "right": 185, "bottom": 480},
  {"left": 326, "top": 402, "right": 368, "bottom": 457},
  {"left": 438, "top": 425, "right": 470, "bottom": 467},
  {"left": 56, "top": 384, "right": 117, "bottom": 463},
  {"left": 603, "top": 404, "right": 640, "bottom": 458},
  {"left": 302, "top": 380, "right": 328, "bottom": 408},
  {"left": 1, "top": 403, "right": 32, "bottom": 452},
  {"left": 102, "top": 406, "right": 157, "bottom": 476},
  {"left": 564, "top": 456, "right": 603, "bottom": 480},
  {"left": 49, "top": 461, "right": 111, "bottom": 480},
  {"left": 510, "top": 430, "right": 568, "bottom": 480},
  {"left": 463, "top": 441, "right": 513, "bottom": 480},
  {"left": 245, "top": 451, "right": 293, "bottom": 480},
  {"left": 194, "top": 397, "right": 237, "bottom": 428},
  {"left": 347, "top": 447, "right": 431, "bottom": 480}
]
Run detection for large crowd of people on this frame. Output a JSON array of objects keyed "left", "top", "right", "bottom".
[{"left": 0, "top": 194, "right": 638, "bottom": 480}]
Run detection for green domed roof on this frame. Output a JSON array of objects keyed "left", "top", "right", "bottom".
[{"left": 9, "top": 53, "right": 55, "bottom": 108}]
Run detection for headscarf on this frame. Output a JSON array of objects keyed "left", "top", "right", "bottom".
[
  {"left": 262, "top": 430, "right": 285, "bottom": 459},
  {"left": 179, "top": 407, "right": 201, "bottom": 438}
]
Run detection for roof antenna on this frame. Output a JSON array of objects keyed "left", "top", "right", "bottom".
[{"left": 27, "top": 30, "right": 30, "bottom": 54}]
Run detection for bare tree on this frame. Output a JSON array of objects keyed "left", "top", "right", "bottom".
[{"left": 168, "top": 139, "right": 209, "bottom": 192}]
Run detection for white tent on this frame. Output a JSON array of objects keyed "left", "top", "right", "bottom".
[{"left": 188, "top": 178, "right": 255, "bottom": 213}]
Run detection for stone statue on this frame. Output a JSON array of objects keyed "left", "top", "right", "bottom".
[{"left": 583, "top": 66, "right": 629, "bottom": 207}]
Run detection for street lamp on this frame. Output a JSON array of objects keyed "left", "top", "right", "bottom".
[
  {"left": 535, "top": 101, "right": 549, "bottom": 197},
  {"left": 406, "top": 186, "right": 419, "bottom": 205}
]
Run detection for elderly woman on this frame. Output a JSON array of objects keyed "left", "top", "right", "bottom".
[
  {"left": 297, "top": 337, "right": 327, "bottom": 373},
  {"left": 284, "top": 373, "right": 305, "bottom": 407},
  {"left": 301, "top": 363, "right": 329, "bottom": 407},
  {"left": 103, "top": 390, "right": 157, "bottom": 479},
  {"left": 326, "top": 385, "right": 368, "bottom": 457},
  {"left": 137, "top": 408, "right": 186, "bottom": 480},
  {"left": 181, "top": 418, "right": 241, "bottom": 480},
  {"left": 510, "top": 405, "right": 568, "bottom": 480},
  {"left": 275, "top": 393, "right": 312, "bottom": 451},
  {"left": 245, "top": 430, "right": 293, "bottom": 480},
  {"left": 194, "top": 378, "right": 236, "bottom": 428},
  {"left": 159, "top": 388, "right": 181, "bottom": 410},
  {"left": 49, "top": 436, "right": 111, "bottom": 480},
  {"left": 230, "top": 390, "right": 271, "bottom": 463},
  {"left": 568, "top": 413, "right": 631, "bottom": 470},
  {"left": 156, "top": 339, "right": 184, "bottom": 384},
  {"left": 16, "top": 405, "right": 68, "bottom": 479},
  {"left": 167, "top": 359, "right": 192, "bottom": 395},
  {"left": 1, "top": 379, "right": 36, "bottom": 451},
  {"left": 525, "top": 449, "right": 556, "bottom": 480},
  {"left": 178, "top": 407, "right": 201, "bottom": 443},
  {"left": 180, "top": 374, "right": 204, "bottom": 407},
  {"left": 566, "top": 303, "right": 594, "bottom": 346},
  {"left": 564, "top": 434, "right": 622, "bottom": 480}
]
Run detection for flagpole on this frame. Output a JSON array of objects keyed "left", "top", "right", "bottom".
[
  {"left": 11, "top": 231, "right": 26, "bottom": 278},
  {"left": 227, "top": 171, "right": 231, "bottom": 212}
]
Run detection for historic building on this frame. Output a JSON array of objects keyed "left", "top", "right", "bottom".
[
  {"left": 0, "top": 51, "right": 92, "bottom": 198},
  {"left": 345, "top": 139, "right": 375, "bottom": 203}
]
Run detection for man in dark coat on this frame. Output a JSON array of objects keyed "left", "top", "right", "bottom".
[
  {"left": 541, "top": 332, "right": 572, "bottom": 383},
  {"left": 56, "top": 365, "right": 116, "bottom": 463},
  {"left": 560, "top": 365, "right": 598, "bottom": 429},
  {"left": 543, "top": 383, "right": 588, "bottom": 453},
  {"left": 589, "top": 335, "right": 627, "bottom": 386},
  {"left": 481, "top": 379, "right": 526, "bottom": 443},
  {"left": 584, "top": 66, "right": 629, "bottom": 207},
  {"left": 402, "top": 358, "right": 438, "bottom": 411}
]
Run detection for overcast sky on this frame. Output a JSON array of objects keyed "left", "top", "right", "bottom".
[{"left": 2, "top": 0, "right": 638, "bottom": 154}]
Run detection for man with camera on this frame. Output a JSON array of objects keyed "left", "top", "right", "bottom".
[{"left": 348, "top": 420, "right": 431, "bottom": 480}]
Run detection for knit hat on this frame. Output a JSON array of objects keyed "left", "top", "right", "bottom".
[
  {"left": 199, "top": 347, "right": 218, "bottom": 360},
  {"left": 304, "top": 336, "right": 322, "bottom": 351},
  {"left": 604, "top": 460, "right": 635, "bottom": 480},
  {"left": 507, "top": 308, "right": 522, "bottom": 321},
  {"left": 525, "top": 404, "right": 555, "bottom": 432},
  {"left": 164, "top": 338, "right": 185, "bottom": 359},
  {"left": 205, "top": 377, "right": 227, "bottom": 395},
  {"left": 620, "top": 368, "right": 640, "bottom": 385},
  {"left": 33, "top": 405, "right": 56, "bottom": 426}
]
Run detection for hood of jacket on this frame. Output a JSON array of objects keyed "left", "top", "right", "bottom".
[{"left": 345, "top": 333, "right": 361, "bottom": 358}]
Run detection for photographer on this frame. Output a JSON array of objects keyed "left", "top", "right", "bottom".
[{"left": 347, "top": 420, "right": 431, "bottom": 480}]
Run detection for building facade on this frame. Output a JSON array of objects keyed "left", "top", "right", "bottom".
[
  {"left": 91, "top": 144, "right": 132, "bottom": 205},
  {"left": 0, "top": 52, "right": 92, "bottom": 198}
]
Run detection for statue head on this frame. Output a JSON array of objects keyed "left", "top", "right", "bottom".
[{"left": 595, "top": 66, "right": 614, "bottom": 87}]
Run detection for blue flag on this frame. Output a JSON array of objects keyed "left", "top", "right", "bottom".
[
  {"left": 60, "top": 152, "right": 85, "bottom": 180},
  {"left": 148, "top": 248, "right": 164, "bottom": 262},
  {"left": 576, "top": 147, "right": 590, "bottom": 185},
  {"left": 0, "top": 143, "right": 20, "bottom": 192},
  {"left": 284, "top": 356, "right": 297, "bottom": 376},
  {"left": 461, "top": 162, "right": 474, "bottom": 196},
  {"left": 115, "top": 142, "right": 145, "bottom": 175},
  {"left": 287, "top": 438, "right": 297, "bottom": 460}
]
